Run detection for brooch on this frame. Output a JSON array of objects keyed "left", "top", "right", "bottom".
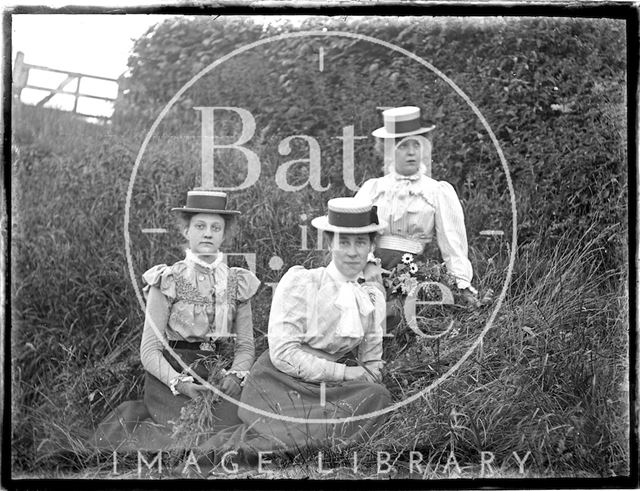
[{"left": 199, "top": 341, "right": 216, "bottom": 351}]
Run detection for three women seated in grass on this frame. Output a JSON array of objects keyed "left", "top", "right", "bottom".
[{"left": 93, "top": 106, "right": 478, "bottom": 458}]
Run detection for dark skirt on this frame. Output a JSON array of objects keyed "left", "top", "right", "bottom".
[
  {"left": 375, "top": 247, "right": 407, "bottom": 272},
  {"left": 196, "top": 351, "right": 392, "bottom": 463},
  {"left": 376, "top": 243, "right": 441, "bottom": 272},
  {"left": 90, "top": 348, "right": 242, "bottom": 451},
  {"left": 375, "top": 243, "right": 445, "bottom": 332}
]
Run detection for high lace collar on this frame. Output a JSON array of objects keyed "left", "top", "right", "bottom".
[
  {"left": 185, "top": 249, "right": 223, "bottom": 271},
  {"left": 388, "top": 163, "right": 428, "bottom": 182}
]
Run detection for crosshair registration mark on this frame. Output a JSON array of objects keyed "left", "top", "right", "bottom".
[{"left": 124, "top": 30, "right": 517, "bottom": 427}]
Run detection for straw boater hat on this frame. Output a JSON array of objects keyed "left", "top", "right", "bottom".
[
  {"left": 171, "top": 189, "right": 241, "bottom": 215},
  {"left": 371, "top": 106, "right": 436, "bottom": 138},
  {"left": 311, "top": 197, "right": 387, "bottom": 234}
]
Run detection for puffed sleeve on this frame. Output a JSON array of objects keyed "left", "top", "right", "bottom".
[
  {"left": 142, "top": 264, "right": 176, "bottom": 300},
  {"left": 434, "top": 181, "right": 473, "bottom": 290},
  {"left": 231, "top": 267, "right": 261, "bottom": 303},
  {"left": 354, "top": 178, "right": 375, "bottom": 201},
  {"left": 268, "top": 267, "right": 347, "bottom": 383},
  {"left": 355, "top": 178, "right": 388, "bottom": 232}
]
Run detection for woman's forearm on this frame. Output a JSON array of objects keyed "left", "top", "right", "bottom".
[
  {"left": 270, "top": 335, "right": 347, "bottom": 382},
  {"left": 229, "top": 301, "right": 255, "bottom": 373},
  {"left": 140, "top": 286, "right": 181, "bottom": 387}
]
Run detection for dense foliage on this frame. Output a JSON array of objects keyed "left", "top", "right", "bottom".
[
  {"left": 11, "top": 16, "right": 629, "bottom": 478},
  {"left": 116, "top": 16, "right": 626, "bottom": 259}
]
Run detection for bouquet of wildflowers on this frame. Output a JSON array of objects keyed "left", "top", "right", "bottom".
[
  {"left": 170, "top": 354, "right": 229, "bottom": 446},
  {"left": 385, "top": 253, "right": 459, "bottom": 302}
]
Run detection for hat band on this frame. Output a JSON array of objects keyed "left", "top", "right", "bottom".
[
  {"left": 385, "top": 118, "right": 421, "bottom": 135},
  {"left": 328, "top": 206, "right": 379, "bottom": 228},
  {"left": 185, "top": 194, "right": 227, "bottom": 210}
]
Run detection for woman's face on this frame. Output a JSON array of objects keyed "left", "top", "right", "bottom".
[
  {"left": 393, "top": 135, "right": 431, "bottom": 176},
  {"left": 393, "top": 137, "right": 423, "bottom": 176},
  {"left": 184, "top": 213, "right": 225, "bottom": 257},
  {"left": 331, "top": 233, "right": 372, "bottom": 278}
]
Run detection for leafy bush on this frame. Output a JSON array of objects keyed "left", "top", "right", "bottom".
[{"left": 116, "top": 16, "right": 626, "bottom": 263}]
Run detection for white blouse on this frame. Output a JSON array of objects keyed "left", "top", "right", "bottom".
[
  {"left": 355, "top": 171, "right": 473, "bottom": 290},
  {"left": 268, "top": 262, "right": 386, "bottom": 383},
  {"left": 139, "top": 250, "right": 260, "bottom": 387}
]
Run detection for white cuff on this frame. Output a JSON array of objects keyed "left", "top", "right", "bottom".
[
  {"left": 456, "top": 280, "right": 477, "bottom": 294},
  {"left": 169, "top": 375, "right": 194, "bottom": 396},
  {"left": 333, "top": 362, "right": 346, "bottom": 382},
  {"left": 223, "top": 369, "right": 250, "bottom": 387}
]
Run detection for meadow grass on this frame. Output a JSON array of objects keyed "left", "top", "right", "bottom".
[{"left": 10, "top": 101, "right": 629, "bottom": 480}]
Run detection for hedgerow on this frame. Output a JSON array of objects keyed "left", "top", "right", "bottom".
[{"left": 116, "top": 16, "right": 627, "bottom": 260}]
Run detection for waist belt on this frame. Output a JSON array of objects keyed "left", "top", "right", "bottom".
[
  {"left": 377, "top": 235, "right": 425, "bottom": 254},
  {"left": 168, "top": 340, "right": 216, "bottom": 351}
]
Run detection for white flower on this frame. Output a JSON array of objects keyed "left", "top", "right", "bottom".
[
  {"left": 400, "top": 277, "right": 418, "bottom": 295},
  {"left": 401, "top": 253, "right": 414, "bottom": 264},
  {"left": 409, "top": 263, "right": 419, "bottom": 274},
  {"left": 399, "top": 272, "right": 411, "bottom": 282}
]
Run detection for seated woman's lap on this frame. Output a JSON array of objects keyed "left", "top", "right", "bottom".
[{"left": 235, "top": 351, "right": 391, "bottom": 451}]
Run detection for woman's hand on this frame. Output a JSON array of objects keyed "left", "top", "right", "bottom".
[
  {"left": 220, "top": 374, "right": 242, "bottom": 398},
  {"left": 344, "top": 366, "right": 366, "bottom": 381},
  {"left": 344, "top": 366, "right": 382, "bottom": 384},
  {"left": 459, "top": 288, "right": 494, "bottom": 308},
  {"left": 176, "top": 381, "right": 209, "bottom": 400},
  {"left": 361, "top": 366, "right": 382, "bottom": 384},
  {"left": 363, "top": 262, "right": 383, "bottom": 284},
  {"left": 459, "top": 288, "right": 480, "bottom": 307}
]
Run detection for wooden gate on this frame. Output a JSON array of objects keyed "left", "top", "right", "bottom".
[{"left": 12, "top": 51, "right": 120, "bottom": 121}]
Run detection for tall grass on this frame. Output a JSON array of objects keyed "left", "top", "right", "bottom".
[
  {"left": 11, "top": 93, "right": 629, "bottom": 479},
  {"left": 373, "top": 229, "right": 629, "bottom": 477}
]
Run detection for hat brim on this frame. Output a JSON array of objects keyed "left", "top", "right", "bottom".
[
  {"left": 371, "top": 125, "right": 436, "bottom": 138},
  {"left": 171, "top": 207, "right": 241, "bottom": 215},
  {"left": 310, "top": 216, "right": 387, "bottom": 234}
]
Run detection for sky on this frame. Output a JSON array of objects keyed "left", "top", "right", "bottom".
[
  {"left": 10, "top": 13, "right": 306, "bottom": 118},
  {"left": 11, "top": 14, "right": 173, "bottom": 117}
]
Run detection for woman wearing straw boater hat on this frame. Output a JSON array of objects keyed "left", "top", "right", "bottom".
[
  {"left": 356, "top": 106, "right": 479, "bottom": 305},
  {"left": 92, "top": 189, "right": 260, "bottom": 451},
  {"left": 194, "top": 197, "right": 392, "bottom": 461}
]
